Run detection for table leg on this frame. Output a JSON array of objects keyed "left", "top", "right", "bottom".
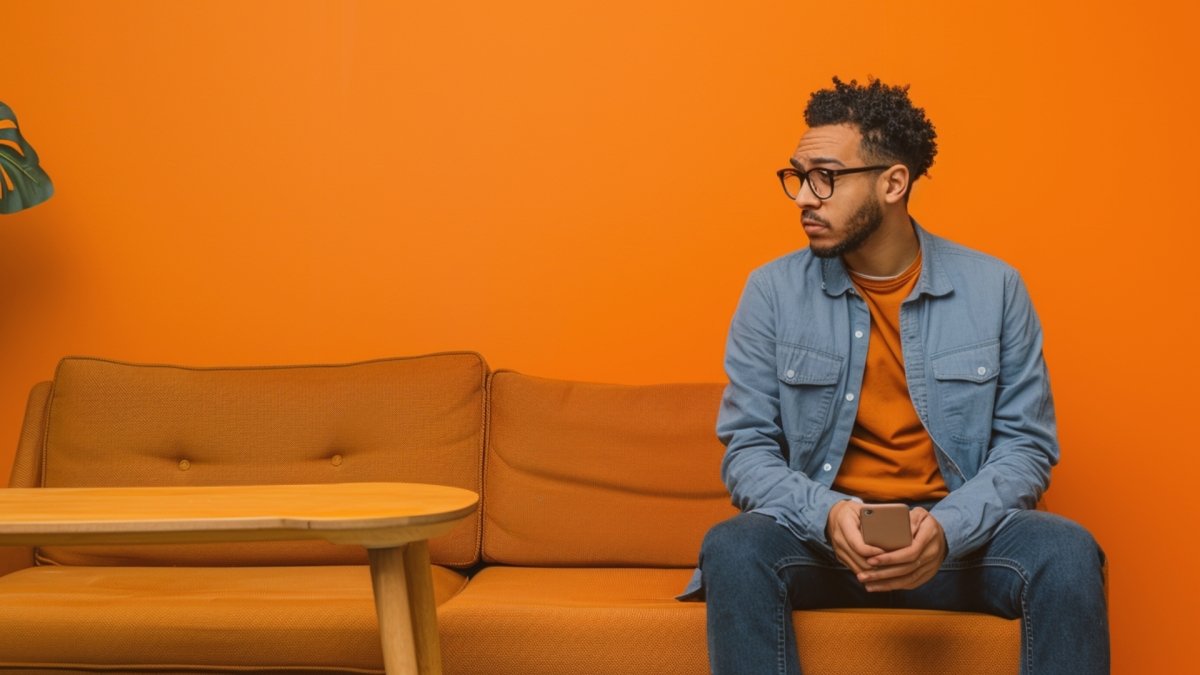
[
  {"left": 369, "top": 545, "right": 420, "bottom": 675},
  {"left": 402, "top": 540, "right": 443, "bottom": 674}
]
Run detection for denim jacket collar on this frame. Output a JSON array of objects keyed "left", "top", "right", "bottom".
[{"left": 820, "top": 219, "right": 954, "bottom": 299}]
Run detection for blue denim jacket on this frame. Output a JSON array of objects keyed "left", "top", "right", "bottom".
[{"left": 712, "top": 222, "right": 1057, "bottom": 570}]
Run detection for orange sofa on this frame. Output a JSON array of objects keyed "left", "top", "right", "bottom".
[{"left": 0, "top": 353, "right": 1019, "bottom": 674}]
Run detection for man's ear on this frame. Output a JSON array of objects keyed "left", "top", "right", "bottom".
[{"left": 880, "top": 164, "right": 910, "bottom": 205}]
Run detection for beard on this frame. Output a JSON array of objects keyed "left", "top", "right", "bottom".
[{"left": 807, "top": 196, "right": 884, "bottom": 259}]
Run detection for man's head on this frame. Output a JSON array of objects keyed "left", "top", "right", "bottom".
[
  {"left": 803, "top": 77, "right": 937, "bottom": 196},
  {"left": 781, "top": 78, "right": 936, "bottom": 261}
]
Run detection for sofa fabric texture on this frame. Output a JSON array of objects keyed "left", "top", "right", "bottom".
[
  {"left": 29, "top": 355, "right": 486, "bottom": 568},
  {"left": 483, "top": 371, "right": 735, "bottom": 566},
  {"left": 0, "top": 565, "right": 467, "bottom": 671},
  {"left": 0, "top": 354, "right": 1021, "bottom": 674}
]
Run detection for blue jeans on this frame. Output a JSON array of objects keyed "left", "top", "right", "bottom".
[{"left": 699, "top": 510, "right": 1109, "bottom": 674}]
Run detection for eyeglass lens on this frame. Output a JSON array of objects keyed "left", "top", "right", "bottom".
[{"left": 781, "top": 170, "right": 833, "bottom": 200}]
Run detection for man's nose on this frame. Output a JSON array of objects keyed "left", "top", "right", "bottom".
[{"left": 792, "top": 179, "right": 822, "bottom": 209}]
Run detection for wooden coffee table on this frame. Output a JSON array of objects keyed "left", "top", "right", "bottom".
[{"left": 0, "top": 481, "right": 478, "bottom": 675}]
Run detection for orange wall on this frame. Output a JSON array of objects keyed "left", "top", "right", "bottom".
[{"left": 3, "top": 1, "right": 1195, "bottom": 671}]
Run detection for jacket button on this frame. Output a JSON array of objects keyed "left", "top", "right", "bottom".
[
  {"left": 178, "top": 459, "right": 191, "bottom": 471},
  {"left": 785, "top": 369, "right": 796, "bottom": 379},
  {"left": 977, "top": 367, "right": 987, "bottom": 376},
  {"left": 331, "top": 454, "right": 344, "bottom": 467},
  {"left": 823, "top": 463, "right": 833, "bottom": 472}
]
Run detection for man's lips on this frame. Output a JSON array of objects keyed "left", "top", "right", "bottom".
[
  {"left": 802, "top": 211, "right": 829, "bottom": 231},
  {"left": 802, "top": 215, "right": 829, "bottom": 234}
]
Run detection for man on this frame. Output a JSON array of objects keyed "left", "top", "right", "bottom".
[{"left": 688, "top": 78, "right": 1109, "bottom": 674}]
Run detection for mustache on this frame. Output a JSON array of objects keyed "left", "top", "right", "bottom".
[{"left": 802, "top": 210, "right": 830, "bottom": 226}]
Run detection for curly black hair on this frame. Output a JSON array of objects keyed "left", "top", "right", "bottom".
[{"left": 804, "top": 77, "right": 937, "bottom": 191}]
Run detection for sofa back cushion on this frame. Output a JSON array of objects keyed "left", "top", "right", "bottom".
[
  {"left": 34, "top": 354, "right": 486, "bottom": 568},
  {"left": 483, "top": 371, "right": 736, "bottom": 566}
]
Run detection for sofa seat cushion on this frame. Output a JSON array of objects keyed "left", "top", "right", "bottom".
[
  {"left": 438, "top": 567, "right": 709, "bottom": 675},
  {"left": 793, "top": 607, "right": 1019, "bottom": 675},
  {"left": 437, "top": 566, "right": 1019, "bottom": 675},
  {"left": 0, "top": 564, "right": 466, "bottom": 672}
]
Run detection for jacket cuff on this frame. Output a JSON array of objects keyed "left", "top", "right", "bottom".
[{"left": 802, "top": 489, "right": 856, "bottom": 555}]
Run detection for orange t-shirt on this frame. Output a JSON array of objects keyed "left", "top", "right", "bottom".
[{"left": 832, "top": 250, "right": 950, "bottom": 502}]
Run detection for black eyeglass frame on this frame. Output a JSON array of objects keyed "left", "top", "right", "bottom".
[{"left": 775, "top": 164, "right": 891, "bottom": 200}]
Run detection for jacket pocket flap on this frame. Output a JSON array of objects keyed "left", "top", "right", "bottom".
[
  {"left": 777, "top": 347, "right": 842, "bottom": 386},
  {"left": 931, "top": 342, "right": 1000, "bottom": 383}
]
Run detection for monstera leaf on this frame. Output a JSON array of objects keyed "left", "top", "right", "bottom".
[{"left": 0, "top": 102, "right": 53, "bottom": 214}]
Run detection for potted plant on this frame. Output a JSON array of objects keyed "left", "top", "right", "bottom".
[{"left": 0, "top": 102, "right": 53, "bottom": 214}]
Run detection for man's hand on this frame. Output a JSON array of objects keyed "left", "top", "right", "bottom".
[
  {"left": 825, "top": 500, "right": 887, "bottom": 575},
  {"left": 827, "top": 502, "right": 948, "bottom": 591},
  {"left": 855, "top": 507, "right": 947, "bottom": 592}
]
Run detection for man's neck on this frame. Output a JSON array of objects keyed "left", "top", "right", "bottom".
[{"left": 842, "top": 214, "right": 920, "bottom": 278}]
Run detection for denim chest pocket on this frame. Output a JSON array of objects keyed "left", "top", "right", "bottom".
[
  {"left": 930, "top": 341, "right": 1000, "bottom": 444},
  {"left": 776, "top": 345, "right": 843, "bottom": 444}
]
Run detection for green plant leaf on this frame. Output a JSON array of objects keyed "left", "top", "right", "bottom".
[{"left": 0, "top": 101, "right": 54, "bottom": 214}]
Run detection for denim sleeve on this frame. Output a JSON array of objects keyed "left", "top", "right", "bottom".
[
  {"left": 931, "top": 270, "right": 1059, "bottom": 559},
  {"left": 716, "top": 271, "right": 850, "bottom": 552}
]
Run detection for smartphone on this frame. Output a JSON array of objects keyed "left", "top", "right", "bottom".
[{"left": 860, "top": 503, "right": 912, "bottom": 551}]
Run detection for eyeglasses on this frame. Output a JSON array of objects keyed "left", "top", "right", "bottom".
[{"left": 776, "top": 165, "right": 890, "bottom": 201}]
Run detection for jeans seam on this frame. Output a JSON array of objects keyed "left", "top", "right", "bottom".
[
  {"left": 774, "top": 561, "right": 789, "bottom": 675},
  {"left": 776, "top": 580, "right": 787, "bottom": 675}
]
